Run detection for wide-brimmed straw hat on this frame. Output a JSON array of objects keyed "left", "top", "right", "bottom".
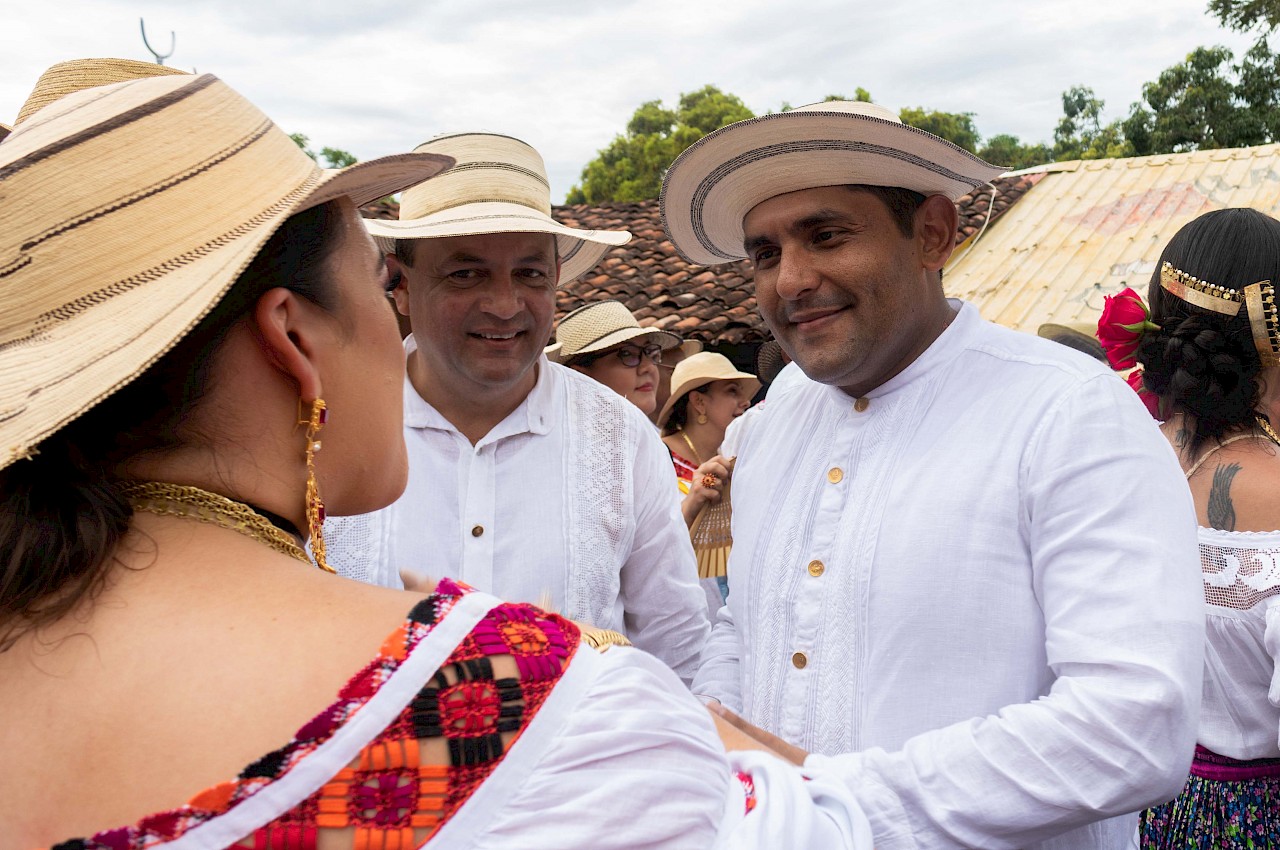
[
  {"left": 657, "top": 352, "right": 760, "bottom": 428},
  {"left": 0, "top": 123, "right": 10, "bottom": 144},
  {"left": 660, "top": 100, "right": 1006, "bottom": 266},
  {"left": 546, "top": 300, "right": 681, "bottom": 363},
  {"left": 365, "top": 132, "right": 631, "bottom": 283},
  {"left": 14, "top": 58, "right": 188, "bottom": 127},
  {"left": 0, "top": 73, "right": 454, "bottom": 471}
]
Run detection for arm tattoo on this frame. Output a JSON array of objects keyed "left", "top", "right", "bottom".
[{"left": 1207, "top": 462, "right": 1242, "bottom": 531}]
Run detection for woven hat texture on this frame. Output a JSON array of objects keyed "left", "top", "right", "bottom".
[
  {"left": 365, "top": 132, "right": 631, "bottom": 283},
  {"left": 0, "top": 72, "right": 453, "bottom": 470},
  {"left": 547, "top": 300, "right": 681, "bottom": 363},
  {"left": 14, "top": 58, "right": 188, "bottom": 126},
  {"left": 660, "top": 99, "right": 1006, "bottom": 266}
]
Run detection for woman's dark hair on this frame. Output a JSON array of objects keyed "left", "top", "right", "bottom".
[
  {"left": 0, "top": 200, "right": 347, "bottom": 651},
  {"left": 1138, "top": 207, "right": 1279, "bottom": 457},
  {"left": 662, "top": 383, "right": 713, "bottom": 436}
]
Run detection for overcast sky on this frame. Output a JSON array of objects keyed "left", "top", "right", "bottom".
[{"left": 3, "top": 0, "right": 1262, "bottom": 202}]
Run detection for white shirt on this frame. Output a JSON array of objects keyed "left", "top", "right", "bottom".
[
  {"left": 1195, "top": 525, "right": 1280, "bottom": 760},
  {"left": 694, "top": 301, "right": 1206, "bottom": 849},
  {"left": 326, "top": 341, "right": 710, "bottom": 681}
]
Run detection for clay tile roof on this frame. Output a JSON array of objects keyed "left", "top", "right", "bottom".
[{"left": 359, "top": 174, "right": 1038, "bottom": 345}]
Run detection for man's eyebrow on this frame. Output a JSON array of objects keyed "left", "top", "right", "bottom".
[{"left": 743, "top": 209, "right": 854, "bottom": 253}]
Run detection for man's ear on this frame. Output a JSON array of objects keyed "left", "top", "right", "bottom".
[
  {"left": 251, "top": 288, "right": 324, "bottom": 402},
  {"left": 916, "top": 194, "right": 959, "bottom": 273},
  {"left": 387, "top": 253, "right": 411, "bottom": 317}
]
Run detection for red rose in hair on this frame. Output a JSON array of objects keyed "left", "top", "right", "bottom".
[
  {"left": 1125, "top": 369, "right": 1161, "bottom": 419},
  {"left": 1096, "top": 287, "right": 1157, "bottom": 370}
]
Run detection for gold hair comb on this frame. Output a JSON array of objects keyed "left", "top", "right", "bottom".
[{"left": 1159, "top": 262, "right": 1278, "bottom": 367}]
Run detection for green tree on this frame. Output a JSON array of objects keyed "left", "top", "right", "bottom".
[
  {"left": 289, "top": 132, "right": 358, "bottom": 169},
  {"left": 566, "top": 85, "right": 753, "bottom": 203},
  {"left": 898, "top": 107, "right": 981, "bottom": 152},
  {"left": 1125, "top": 43, "right": 1280, "bottom": 154},
  {"left": 1052, "top": 86, "right": 1134, "bottom": 160},
  {"left": 977, "top": 134, "right": 1052, "bottom": 169},
  {"left": 1208, "top": 0, "right": 1280, "bottom": 32}
]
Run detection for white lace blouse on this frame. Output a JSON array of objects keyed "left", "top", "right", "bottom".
[{"left": 1195, "top": 525, "right": 1280, "bottom": 760}]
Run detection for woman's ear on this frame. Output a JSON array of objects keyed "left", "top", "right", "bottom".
[{"left": 251, "top": 288, "right": 325, "bottom": 402}]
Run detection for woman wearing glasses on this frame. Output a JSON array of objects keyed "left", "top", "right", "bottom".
[{"left": 550, "top": 300, "right": 680, "bottom": 418}]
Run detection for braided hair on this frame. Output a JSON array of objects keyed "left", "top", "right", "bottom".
[{"left": 1138, "top": 208, "right": 1279, "bottom": 456}]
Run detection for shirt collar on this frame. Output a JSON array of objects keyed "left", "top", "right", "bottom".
[
  {"left": 821, "top": 298, "right": 980, "bottom": 405},
  {"left": 401, "top": 334, "right": 557, "bottom": 440}
]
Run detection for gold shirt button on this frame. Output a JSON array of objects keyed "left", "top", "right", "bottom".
[
  {"left": 792, "top": 651, "right": 808, "bottom": 669},
  {"left": 471, "top": 525, "right": 484, "bottom": 537},
  {"left": 827, "top": 467, "right": 844, "bottom": 484},
  {"left": 854, "top": 397, "right": 870, "bottom": 412},
  {"left": 807, "top": 559, "right": 825, "bottom": 577}
]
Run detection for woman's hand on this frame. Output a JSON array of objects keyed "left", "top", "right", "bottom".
[{"left": 681, "top": 455, "right": 732, "bottom": 528}]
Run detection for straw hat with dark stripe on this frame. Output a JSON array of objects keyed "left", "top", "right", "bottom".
[
  {"left": 660, "top": 100, "right": 1005, "bottom": 266},
  {"left": 0, "top": 73, "right": 453, "bottom": 471},
  {"left": 365, "top": 132, "right": 631, "bottom": 283},
  {"left": 13, "top": 58, "right": 188, "bottom": 127},
  {"left": 546, "top": 300, "right": 681, "bottom": 363}
]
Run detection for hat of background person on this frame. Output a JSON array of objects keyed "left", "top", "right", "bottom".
[
  {"left": 364, "top": 132, "right": 631, "bottom": 283},
  {"left": 755, "top": 339, "right": 787, "bottom": 384},
  {"left": 546, "top": 300, "right": 681, "bottom": 363},
  {"left": 1036, "top": 322, "right": 1108, "bottom": 364},
  {"left": 0, "top": 123, "right": 10, "bottom": 143},
  {"left": 665, "top": 338, "right": 703, "bottom": 357},
  {"left": 0, "top": 72, "right": 454, "bottom": 471},
  {"left": 13, "top": 57, "right": 188, "bottom": 127},
  {"left": 660, "top": 100, "right": 1006, "bottom": 266},
  {"left": 657, "top": 352, "right": 761, "bottom": 428}
]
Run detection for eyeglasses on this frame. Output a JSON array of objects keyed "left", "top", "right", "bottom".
[{"left": 611, "top": 344, "right": 664, "bottom": 368}]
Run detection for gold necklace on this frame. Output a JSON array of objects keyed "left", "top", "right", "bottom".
[
  {"left": 679, "top": 431, "right": 704, "bottom": 466},
  {"left": 120, "top": 482, "right": 313, "bottom": 567},
  {"left": 1257, "top": 414, "right": 1280, "bottom": 446}
]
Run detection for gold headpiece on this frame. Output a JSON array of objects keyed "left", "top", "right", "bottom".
[{"left": 1159, "top": 262, "right": 1279, "bottom": 367}]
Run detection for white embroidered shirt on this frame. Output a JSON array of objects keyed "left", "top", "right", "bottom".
[
  {"left": 693, "top": 302, "right": 1206, "bottom": 849},
  {"left": 326, "top": 343, "right": 710, "bottom": 681}
]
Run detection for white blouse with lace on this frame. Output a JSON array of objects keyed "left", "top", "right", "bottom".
[{"left": 1195, "top": 525, "right": 1280, "bottom": 760}]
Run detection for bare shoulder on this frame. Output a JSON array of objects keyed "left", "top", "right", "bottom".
[{"left": 1192, "top": 439, "right": 1280, "bottom": 532}]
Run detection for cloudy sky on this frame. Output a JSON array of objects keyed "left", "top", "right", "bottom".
[{"left": 3, "top": 0, "right": 1262, "bottom": 202}]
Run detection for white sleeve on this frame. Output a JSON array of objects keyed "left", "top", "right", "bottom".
[
  {"left": 692, "top": 596, "right": 744, "bottom": 711},
  {"left": 1265, "top": 601, "right": 1280, "bottom": 748},
  {"left": 470, "top": 647, "right": 727, "bottom": 848},
  {"left": 719, "top": 750, "right": 874, "bottom": 850},
  {"left": 806, "top": 375, "right": 1205, "bottom": 849},
  {"left": 617, "top": 424, "right": 712, "bottom": 683}
]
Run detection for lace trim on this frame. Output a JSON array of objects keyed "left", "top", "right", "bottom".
[{"left": 562, "top": 373, "right": 633, "bottom": 626}]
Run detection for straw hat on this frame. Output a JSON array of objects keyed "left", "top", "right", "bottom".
[
  {"left": 0, "top": 73, "right": 454, "bottom": 471},
  {"left": 0, "top": 123, "right": 10, "bottom": 144},
  {"left": 660, "top": 100, "right": 1006, "bottom": 266},
  {"left": 364, "top": 132, "right": 631, "bottom": 282},
  {"left": 656, "top": 352, "right": 760, "bottom": 428},
  {"left": 546, "top": 300, "right": 681, "bottom": 363},
  {"left": 13, "top": 58, "right": 188, "bottom": 127}
]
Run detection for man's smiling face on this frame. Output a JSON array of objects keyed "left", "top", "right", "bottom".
[
  {"left": 393, "top": 231, "right": 559, "bottom": 396},
  {"left": 744, "top": 185, "right": 949, "bottom": 395}
]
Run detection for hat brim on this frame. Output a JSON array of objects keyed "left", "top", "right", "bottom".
[
  {"left": 660, "top": 109, "right": 1006, "bottom": 266},
  {"left": 365, "top": 201, "right": 630, "bottom": 283},
  {"left": 656, "top": 371, "right": 761, "bottom": 429},
  {"left": 547, "top": 326, "right": 682, "bottom": 364},
  {"left": 0, "top": 75, "right": 455, "bottom": 470}
]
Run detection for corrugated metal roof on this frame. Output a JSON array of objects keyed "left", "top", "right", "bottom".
[{"left": 944, "top": 143, "right": 1280, "bottom": 333}]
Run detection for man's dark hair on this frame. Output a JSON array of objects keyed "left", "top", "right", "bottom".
[
  {"left": 845, "top": 185, "right": 927, "bottom": 238},
  {"left": 392, "top": 235, "right": 560, "bottom": 269}
]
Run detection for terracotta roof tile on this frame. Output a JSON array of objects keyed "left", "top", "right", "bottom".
[{"left": 359, "top": 175, "right": 1036, "bottom": 345}]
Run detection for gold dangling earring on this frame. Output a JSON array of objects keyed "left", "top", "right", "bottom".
[
  {"left": 300, "top": 398, "right": 335, "bottom": 573},
  {"left": 696, "top": 411, "right": 708, "bottom": 425}
]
